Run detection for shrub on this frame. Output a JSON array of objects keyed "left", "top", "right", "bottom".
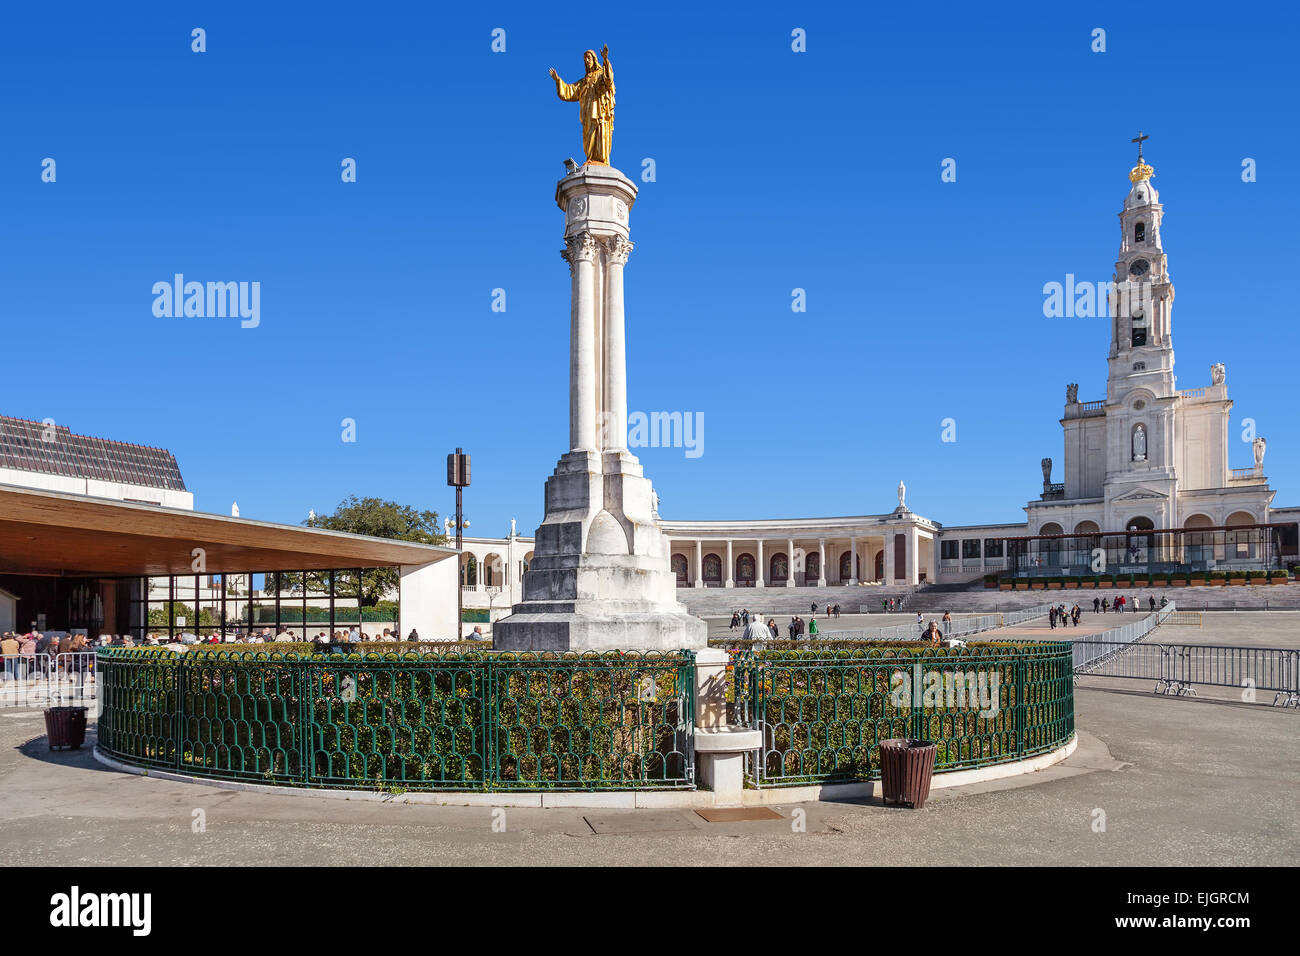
[{"left": 96, "top": 648, "right": 691, "bottom": 791}]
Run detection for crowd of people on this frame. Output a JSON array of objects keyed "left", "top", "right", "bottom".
[
  {"left": 0, "top": 629, "right": 94, "bottom": 683},
  {"left": 1090, "top": 594, "right": 1167, "bottom": 614},
  {"left": 0, "top": 624, "right": 423, "bottom": 669},
  {"left": 730, "top": 604, "right": 843, "bottom": 639},
  {"left": 1048, "top": 604, "right": 1083, "bottom": 629}
]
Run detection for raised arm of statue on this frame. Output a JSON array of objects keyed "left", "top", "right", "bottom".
[
  {"left": 549, "top": 68, "right": 578, "bottom": 102},
  {"left": 600, "top": 45, "right": 612, "bottom": 86}
]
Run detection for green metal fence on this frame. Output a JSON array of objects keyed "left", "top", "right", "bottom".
[
  {"left": 97, "top": 648, "right": 695, "bottom": 791},
  {"left": 732, "top": 643, "right": 1074, "bottom": 787}
]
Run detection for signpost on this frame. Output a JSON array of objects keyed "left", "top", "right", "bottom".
[{"left": 447, "top": 448, "right": 471, "bottom": 635}]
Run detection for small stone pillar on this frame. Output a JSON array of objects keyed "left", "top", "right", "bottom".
[{"left": 693, "top": 648, "right": 761, "bottom": 805}]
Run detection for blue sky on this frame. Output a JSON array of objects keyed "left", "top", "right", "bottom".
[{"left": 3, "top": 2, "right": 1297, "bottom": 535}]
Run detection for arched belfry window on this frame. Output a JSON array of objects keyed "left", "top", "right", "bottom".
[
  {"left": 1131, "top": 308, "right": 1147, "bottom": 347},
  {"left": 1134, "top": 221, "right": 1146, "bottom": 243}
]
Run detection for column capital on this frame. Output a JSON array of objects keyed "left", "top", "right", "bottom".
[
  {"left": 603, "top": 235, "right": 634, "bottom": 265},
  {"left": 561, "top": 232, "right": 599, "bottom": 269}
]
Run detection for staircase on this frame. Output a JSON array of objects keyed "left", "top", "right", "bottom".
[
  {"left": 903, "top": 581, "right": 1300, "bottom": 613},
  {"left": 676, "top": 584, "right": 916, "bottom": 618}
]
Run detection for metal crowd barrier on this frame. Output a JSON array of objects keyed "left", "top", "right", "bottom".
[
  {"left": 1072, "top": 639, "right": 1299, "bottom": 696},
  {"left": 0, "top": 653, "right": 98, "bottom": 709},
  {"left": 809, "top": 604, "right": 1054, "bottom": 643},
  {"left": 1070, "top": 603, "right": 1176, "bottom": 673}
]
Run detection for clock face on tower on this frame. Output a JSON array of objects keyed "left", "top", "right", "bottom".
[{"left": 1128, "top": 258, "right": 1150, "bottom": 277}]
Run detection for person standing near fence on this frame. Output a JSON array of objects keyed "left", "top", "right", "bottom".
[
  {"left": 18, "top": 632, "right": 36, "bottom": 680},
  {"left": 1, "top": 632, "right": 18, "bottom": 681}
]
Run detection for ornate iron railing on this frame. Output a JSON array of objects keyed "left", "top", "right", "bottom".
[
  {"left": 732, "top": 643, "right": 1074, "bottom": 788},
  {"left": 96, "top": 648, "right": 695, "bottom": 791}
]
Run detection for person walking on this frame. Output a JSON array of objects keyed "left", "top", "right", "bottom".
[
  {"left": 1093, "top": 597, "right": 1100, "bottom": 613},
  {"left": 741, "top": 614, "right": 771, "bottom": 642},
  {"left": 1049, "top": 606, "right": 1057, "bottom": 629},
  {"left": 808, "top": 617, "right": 818, "bottom": 637}
]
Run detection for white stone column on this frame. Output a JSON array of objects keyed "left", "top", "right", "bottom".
[
  {"left": 693, "top": 540, "right": 703, "bottom": 589},
  {"left": 602, "top": 237, "right": 632, "bottom": 452},
  {"left": 725, "top": 539, "right": 734, "bottom": 589},
  {"left": 849, "top": 534, "right": 858, "bottom": 585},
  {"left": 906, "top": 527, "right": 919, "bottom": 585},
  {"left": 786, "top": 538, "right": 796, "bottom": 587},
  {"left": 817, "top": 538, "right": 827, "bottom": 587},
  {"left": 884, "top": 534, "right": 895, "bottom": 585},
  {"left": 756, "top": 539, "right": 765, "bottom": 587},
  {"left": 564, "top": 233, "right": 598, "bottom": 453}
]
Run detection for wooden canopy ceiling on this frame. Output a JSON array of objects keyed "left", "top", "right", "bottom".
[{"left": 0, "top": 484, "right": 454, "bottom": 577}]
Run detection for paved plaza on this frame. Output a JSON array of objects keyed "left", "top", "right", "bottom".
[{"left": 2, "top": 613, "right": 1294, "bottom": 867}]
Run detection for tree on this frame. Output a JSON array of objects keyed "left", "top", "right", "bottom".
[{"left": 276, "top": 496, "right": 447, "bottom": 606}]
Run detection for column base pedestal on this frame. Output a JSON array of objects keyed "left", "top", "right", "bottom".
[{"left": 492, "top": 449, "right": 707, "bottom": 653}]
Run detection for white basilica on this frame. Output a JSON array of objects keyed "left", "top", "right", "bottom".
[{"left": 457, "top": 149, "right": 1298, "bottom": 609}]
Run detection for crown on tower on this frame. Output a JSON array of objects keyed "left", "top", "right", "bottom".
[{"left": 1128, "top": 130, "right": 1153, "bottom": 183}]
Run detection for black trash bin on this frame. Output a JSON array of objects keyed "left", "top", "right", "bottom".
[{"left": 879, "top": 738, "right": 937, "bottom": 809}]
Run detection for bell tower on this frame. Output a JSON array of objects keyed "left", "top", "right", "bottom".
[
  {"left": 1107, "top": 132, "right": 1176, "bottom": 402},
  {"left": 1100, "top": 134, "right": 1179, "bottom": 529}
]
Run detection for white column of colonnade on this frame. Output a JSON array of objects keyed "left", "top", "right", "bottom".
[
  {"left": 694, "top": 540, "right": 703, "bottom": 588},
  {"left": 756, "top": 540, "right": 765, "bottom": 587},
  {"left": 725, "top": 540, "right": 734, "bottom": 588},
  {"left": 906, "top": 526, "right": 919, "bottom": 585}
]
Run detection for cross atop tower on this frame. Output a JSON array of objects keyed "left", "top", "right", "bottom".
[{"left": 1131, "top": 131, "right": 1149, "bottom": 163}]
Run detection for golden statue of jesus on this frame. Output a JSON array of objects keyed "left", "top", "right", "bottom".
[{"left": 549, "top": 46, "right": 615, "bottom": 166}]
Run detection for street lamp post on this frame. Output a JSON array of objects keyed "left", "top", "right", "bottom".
[{"left": 447, "top": 448, "right": 471, "bottom": 636}]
